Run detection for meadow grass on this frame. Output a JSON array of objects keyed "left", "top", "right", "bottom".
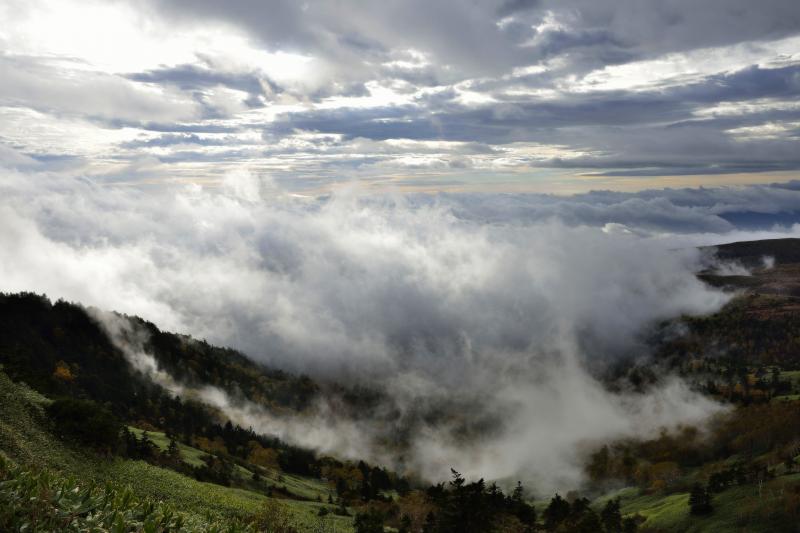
[
  {"left": 779, "top": 369, "right": 800, "bottom": 384},
  {"left": 262, "top": 467, "right": 334, "bottom": 501},
  {"left": 609, "top": 473, "right": 800, "bottom": 533},
  {"left": 0, "top": 370, "right": 88, "bottom": 473},
  {"left": 129, "top": 426, "right": 210, "bottom": 467},
  {"left": 0, "top": 370, "right": 353, "bottom": 531},
  {"left": 94, "top": 459, "right": 353, "bottom": 531},
  {"left": 127, "top": 425, "right": 334, "bottom": 502}
]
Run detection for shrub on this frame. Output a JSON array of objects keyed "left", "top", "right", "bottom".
[
  {"left": 251, "top": 500, "right": 298, "bottom": 533},
  {"left": 0, "top": 455, "right": 253, "bottom": 532},
  {"left": 353, "top": 508, "right": 384, "bottom": 533},
  {"left": 45, "top": 397, "right": 121, "bottom": 451},
  {"left": 688, "top": 483, "right": 713, "bottom": 515}
]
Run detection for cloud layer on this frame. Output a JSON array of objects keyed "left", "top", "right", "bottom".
[
  {"left": 7, "top": 167, "right": 800, "bottom": 488},
  {"left": 1, "top": 0, "right": 799, "bottom": 190}
]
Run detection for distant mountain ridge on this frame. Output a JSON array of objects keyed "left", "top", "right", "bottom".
[
  {"left": 705, "top": 237, "right": 800, "bottom": 267},
  {"left": 700, "top": 238, "right": 800, "bottom": 298}
]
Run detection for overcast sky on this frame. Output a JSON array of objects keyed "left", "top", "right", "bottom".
[{"left": 1, "top": 0, "right": 799, "bottom": 193}]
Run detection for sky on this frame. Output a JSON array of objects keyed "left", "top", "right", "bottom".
[{"left": 1, "top": 0, "right": 799, "bottom": 193}]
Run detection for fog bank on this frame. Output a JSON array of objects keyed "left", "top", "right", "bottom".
[{"left": 2, "top": 169, "right": 789, "bottom": 489}]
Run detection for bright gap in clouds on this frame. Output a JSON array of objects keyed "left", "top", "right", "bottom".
[
  {"left": 3, "top": 0, "right": 313, "bottom": 79},
  {"left": 569, "top": 34, "right": 800, "bottom": 93}
]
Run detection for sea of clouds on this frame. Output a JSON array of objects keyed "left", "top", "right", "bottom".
[{"left": 2, "top": 168, "right": 800, "bottom": 490}]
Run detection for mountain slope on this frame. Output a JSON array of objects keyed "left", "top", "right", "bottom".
[
  {"left": 0, "top": 368, "right": 352, "bottom": 531},
  {"left": 707, "top": 238, "right": 800, "bottom": 267}
]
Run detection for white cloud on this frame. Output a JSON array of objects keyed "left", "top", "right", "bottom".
[
  {"left": 570, "top": 34, "right": 800, "bottom": 93},
  {"left": 0, "top": 55, "right": 200, "bottom": 123}
]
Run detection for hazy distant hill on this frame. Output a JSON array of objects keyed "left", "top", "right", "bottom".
[
  {"left": 706, "top": 237, "right": 800, "bottom": 267},
  {"left": 700, "top": 238, "right": 800, "bottom": 298}
]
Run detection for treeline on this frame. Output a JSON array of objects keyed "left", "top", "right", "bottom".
[
  {"left": 0, "top": 292, "right": 410, "bottom": 501},
  {"left": 347, "top": 470, "right": 639, "bottom": 533},
  {"left": 0, "top": 292, "right": 317, "bottom": 414},
  {"left": 609, "top": 294, "right": 800, "bottom": 400},
  {"left": 656, "top": 294, "right": 800, "bottom": 369},
  {"left": 123, "top": 315, "right": 319, "bottom": 412},
  {"left": 43, "top": 385, "right": 413, "bottom": 502},
  {"left": 586, "top": 402, "right": 800, "bottom": 490}
]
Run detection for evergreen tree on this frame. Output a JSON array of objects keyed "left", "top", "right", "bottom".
[
  {"left": 353, "top": 508, "right": 383, "bottom": 533},
  {"left": 166, "top": 437, "right": 180, "bottom": 463},
  {"left": 511, "top": 481, "right": 524, "bottom": 503},
  {"left": 396, "top": 477, "right": 411, "bottom": 496},
  {"left": 543, "top": 493, "right": 571, "bottom": 531},
  {"left": 137, "top": 431, "right": 158, "bottom": 460},
  {"left": 573, "top": 509, "right": 602, "bottom": 533},
  {"left": 621, "top": 516, "right": 639, "bottom": 533},
  {"left": 509, "top": 481, "right": 536, "bottom": 527},
  {"left": 122, "top": 427, "right": 137, "bottom": 457},
  {"left": 398, "top": 514, "right": 412, "bottom": 533},
  {"left": 688, "top": 483, "right": 713, "bottom": 515},
  {"left": 422, "top": 511, "right": 436, "bottom": 533},
  {"left": 601, "top": 498, "right": 622, "bottom": 532}
]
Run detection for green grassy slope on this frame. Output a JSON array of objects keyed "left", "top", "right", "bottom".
[
  {"left": 595, "top": 474, "right": 800, "bottom": 533},
  {"left": 0, "top": 368, "right": 353, "bottom": 532},
  {"left": 127, "top": 426, "right": 334, "bottom": 502},
  {"left": 129, "top": 427, "right": 210, "bottom": 467},
  {"left": 0, "top": 368, "right": 86, "bottom": 472}
]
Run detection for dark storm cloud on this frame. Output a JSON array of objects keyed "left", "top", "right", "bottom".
[
  {"left": 564, "top": 0, "right": 800, "bottom": 57},
  {"left": 672, "top": 64, "right": 800, "bottom": 103},
  {"left": 146, "top": 0, "right": 532, "bottom": 77},
  {"left": 137, "top": 122, "right": 239, "bottom": 133},
  {"left": 269, "top": 105, "right": 438, "bottom": 141},
  {"left": 94, "top": 118, "right": 240, "bottom": 134}
]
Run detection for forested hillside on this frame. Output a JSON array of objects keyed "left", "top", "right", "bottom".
[{"left": 0, "top": 293, "right": 542, "bottom": 532}]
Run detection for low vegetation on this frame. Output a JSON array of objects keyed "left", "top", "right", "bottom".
[{"left": 0, "top": 454, "right": 253, "bottom": 533}]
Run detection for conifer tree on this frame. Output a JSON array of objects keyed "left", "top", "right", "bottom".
[
  {"left": 601, "top": 498, "right": 622, "bottom": 532},
  {"left": 688, "top": 483, "right": 713, "bottom": 515}
]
